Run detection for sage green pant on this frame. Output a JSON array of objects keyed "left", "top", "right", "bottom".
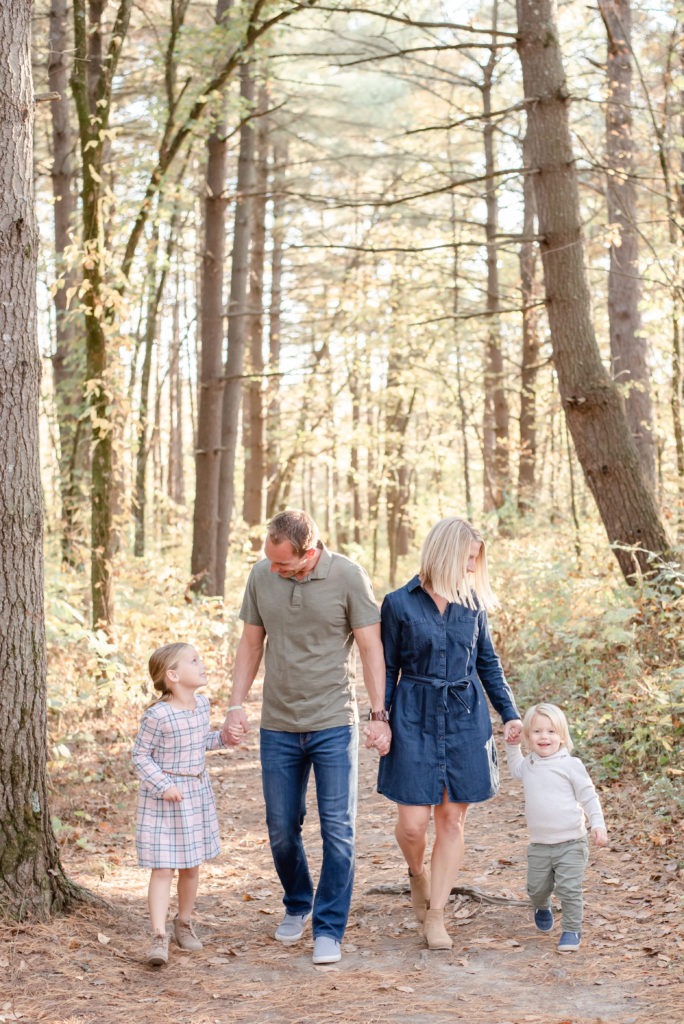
[{"left": 527, "top": 836, "right": 589, "bottom": 933}]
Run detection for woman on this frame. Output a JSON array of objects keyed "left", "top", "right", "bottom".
[{"left": 378, "top": 517, "right": 522, "bottom": 950}]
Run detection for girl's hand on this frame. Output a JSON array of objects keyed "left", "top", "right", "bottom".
[
  {"left": 503, "top": 718, "right": 523, "bottom": 744},
  {"left": 162, "top": 785, "right": 183, "bottom": 802},
  {"left": 221, "top": 707, "right": 249, "bottom": 747}
]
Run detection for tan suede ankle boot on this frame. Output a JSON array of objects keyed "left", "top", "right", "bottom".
[
  {"left": 408, "top": 867, "right": 430, "bottom": 923},
  {"left": 423, "top": 907, "right": 453, "bottom": 950}
]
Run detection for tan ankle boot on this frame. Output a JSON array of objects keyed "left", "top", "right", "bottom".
[
  {"left": 423, "top": 908, "right": 453, "bottom": 950},
  {"left": 408, "top": 867, "right": 430, "bottom": 923}
]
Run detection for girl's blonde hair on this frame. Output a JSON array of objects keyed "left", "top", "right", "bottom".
[
  {"left": 419, "top": 517, "right": 498, "bottom": 611},
  {"left": 148, "top": 642, "right": 192, "bottom": 702},
  {"left": 522, "top": 703, "right": 574, "bottom": 753}
]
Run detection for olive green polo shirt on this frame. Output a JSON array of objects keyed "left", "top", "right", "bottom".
[{"left": 240, "top": 546, "right": 381, "bottom": 732}]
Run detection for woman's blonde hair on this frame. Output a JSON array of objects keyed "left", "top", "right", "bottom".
[
  {"left": 522, "top": 703, "right": 574, "bottom": 753},
  {"left": 148, "top": 642, "right": 192, "bottom": 702},
  {"left": 419, "top": 517, "right": 498, "bottom": 610}
]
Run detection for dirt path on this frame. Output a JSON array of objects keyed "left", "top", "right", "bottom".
[{"left": 2, "top": 717, "right": 682, "bottom": 1024}]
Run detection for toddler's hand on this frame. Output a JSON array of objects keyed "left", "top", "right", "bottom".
[
  {"left": 162, "top": 785, "right": 183, "bottom": 802},
  {"left": 503, "top": 718, "right": 523, "bottom": 744},
  {"left": 592, "top": 826, "right": 608, "bottom": 847}
]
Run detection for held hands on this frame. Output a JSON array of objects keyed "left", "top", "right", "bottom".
[
  {"left": 221, "top": 707, "right": 249, "bottom": 747},
  {"left": 503, "top": 718, "right": 523, "bottom": 744},
  {"left": 363, "top": 721, "right": 391, "bottom": 757},
  {"left": 162, "top": 785, "right": 183, "bottom": 803}
]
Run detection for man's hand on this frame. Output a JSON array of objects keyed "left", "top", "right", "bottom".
[
  {"left": 363, "top": 721, "right": 391, "bottom": 756},
  {"left": 221, "top": 707, "right": 249, "bottom": 746}
]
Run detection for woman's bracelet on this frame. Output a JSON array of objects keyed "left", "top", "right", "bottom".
[{"left": 228, "top": 705, "right": 243, "bottom": 712}]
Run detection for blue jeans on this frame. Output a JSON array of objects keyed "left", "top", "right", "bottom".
[{"left": 260, "top": 726, "right": 358, "bottom": 942}]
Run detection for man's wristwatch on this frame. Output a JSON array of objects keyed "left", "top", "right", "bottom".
[{"left": 368, "top": 709, "right": 389, "bottom": 723}]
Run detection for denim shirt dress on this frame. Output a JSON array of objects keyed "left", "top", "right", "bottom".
[{"left": 377, "top": 576, "right": 519, "bottom": 806}]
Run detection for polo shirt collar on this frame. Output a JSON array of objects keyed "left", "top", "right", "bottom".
[{"left": 297, "top": 544, "right": 332, "bottom": 582}]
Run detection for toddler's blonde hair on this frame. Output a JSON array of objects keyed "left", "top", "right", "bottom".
[{"left": 522, "top": 702, "right": 574, "bottom": 753}]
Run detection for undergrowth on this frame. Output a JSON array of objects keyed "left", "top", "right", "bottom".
[{"left": 493, "top": 526, "right": 684, "bottom": 819}]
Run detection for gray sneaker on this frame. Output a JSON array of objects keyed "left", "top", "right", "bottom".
[
  {"left": 274, "top": 911, "right": 312, "bottom": 945},
  {"left": 312, "top": 935, "right": 341, "bottom": 965},
  {"left": 147, "top": 931, "right": 169, "bottom": 966}
]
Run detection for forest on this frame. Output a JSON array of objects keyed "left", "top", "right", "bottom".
[{"left": 0, "top": 0, "right": 683, "bottom": 1021}]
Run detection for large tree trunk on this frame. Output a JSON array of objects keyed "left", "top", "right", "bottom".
[
  {"left": 516, "top": 0, "right": 673, "bottom": 581},
  {"left": 481, "top": 8, "right": 510, "bottom": 513},
  {"left": 71, "top": 0, "right": 133, "bottom": 628},
  {"left": 0, "top": 0, "right": 77, "bottom": 917},
  {"left": 599, "top": 0, "right": 656, "bottom": 490},
  {"left": 265, "top": 138, "right": 287, "bottom": 519},
  {"left": 48, "top": 0, "right": 85, "bottom": 566},
  {"left": 242, "top": 84, "right": 269, "bottom": 545},
  {"left": 190, "top": 0, "right": 233, "bottom": 593},
  {"left": 215, "top": 60, "right": 256, "bottom": 594},
  {"left": 517, "top": 126, "right": 541, "bottom": 514}
]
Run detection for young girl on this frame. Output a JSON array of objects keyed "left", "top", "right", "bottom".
[
  {"left": 505, "top": 702, "right": 608, "bottom": 953},
  {"left": 132, "top": 643, "right": 226, "bottom": 966}
]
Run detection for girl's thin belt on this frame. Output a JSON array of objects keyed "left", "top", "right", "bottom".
[{"left": 166, "top": 769, "right": 205, "bottom": 779}]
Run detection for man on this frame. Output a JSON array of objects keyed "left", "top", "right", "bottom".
[{"left": 222, "top": 509, "right": 390, "bottom": 965}]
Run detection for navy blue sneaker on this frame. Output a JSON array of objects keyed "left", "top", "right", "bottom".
[
  {"left": 534, "top": 906, "right": 554, "bottom": 932},
  {"left": 557, "top": 930, "right": 581, "bottom": 952}
]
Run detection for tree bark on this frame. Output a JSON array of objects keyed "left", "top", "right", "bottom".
[
  {"left": 242, "top": 84, "right": 269, "bottom": 544},
  {"left": 215, "top": 60, "right": 257, "bottom": 594},
  {"left": 517, "top": 127, "right": 541, "bottom": 514},
  {"left": 265, "top": 138, "right": 287, "bottom": 519},
  {"left": 599, "top": 0, "right": 656, "bottom": 489},
  {"left": 71, "top": 0, "right": 133, "bottom": 628},
  {"left": 516, "top": 0, "right": 674, "bottom": 581},
  {"left": 481, "top": 5, "right": 510, "bottom": 513},
  {"left": 0, "top": 0, "right": 78, "bottom": 917},
  {"left": 190, "top": 0, "right": 233, "bottom": 593},
  {"left": 48, "top": 0, "right": 85, "bottom": 566}
]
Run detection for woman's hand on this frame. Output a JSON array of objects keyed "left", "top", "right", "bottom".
[
  {"left": 503, "top": 718, "right": 523, "bottom": 744},
  {"left": 363, "top": 721, "right": 392, "bottom": 756},
  {"left": 162, "top": 785, "right": 183, "bottom": 802}
]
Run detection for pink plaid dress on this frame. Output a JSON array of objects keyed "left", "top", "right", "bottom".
[{"left": 132, "top": 694, "right": 224, "bottom": 869}]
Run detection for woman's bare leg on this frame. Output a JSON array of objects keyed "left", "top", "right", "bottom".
[{"left": 429, "top": 794, "right": 469, "bottom": 910}]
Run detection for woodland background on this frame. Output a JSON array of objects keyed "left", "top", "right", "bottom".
[{"left": 0, "top": 0, "right": 682, "bottom": 964}]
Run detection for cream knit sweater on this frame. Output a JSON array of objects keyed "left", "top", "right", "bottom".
[{"left": 506, "top": 745, "right": 606, "bottom": 844}]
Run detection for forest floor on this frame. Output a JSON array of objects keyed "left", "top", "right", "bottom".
[{"left": 1, "top": 695, "right": 682, "bottom": 1024}]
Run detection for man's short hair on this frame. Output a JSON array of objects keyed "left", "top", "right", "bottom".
[{"left": 267, "top": 509, "right": 319, "bottom": 556}]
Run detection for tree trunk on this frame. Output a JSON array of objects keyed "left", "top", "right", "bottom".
[
  {"left": 167, "top": 289, "right": 185, "bottom": 506},
  {"left": 71, "top": 0, "right": 133, "bottom": 628},
  {"left": 133, "top": 220, "right": 163, "bottom": 558},
  {"left": 265, "top": 138, "right": 287, "bottom": 519},
  {"left": 385, "top": 347, "right": 415, "bottom": 588},
  {"left": 215, "top": 60, "right": 257, "bottom": 594},
  {"left": 190, "top": 0, "right": 233, "bottom": 593},
  {"left": 242, "top": 84, "right": 268, "bottom": 545},
  {"left": 516, "top": 0, "right": 673, "bottom": 581},
  {"left": 517, "top": 126, "right": 541, "bottom": 514},
  {"left": 599, "top": 0, "right": 656, "bottom": 490},
  {"left": 48, "top": 0, "right": 85, "bottom": 566},
  {"left": 0, "top": 0, "right": 77, "bottom": 917},
  {"left": 482, "top": 5, "right": 509, "bottom": 514}
]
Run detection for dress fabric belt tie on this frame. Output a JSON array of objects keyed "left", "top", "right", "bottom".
[{"left": 399, "top": 673, "right": 474, "bottom": 712}]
